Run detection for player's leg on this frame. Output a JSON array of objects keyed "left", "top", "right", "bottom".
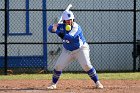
[
  {"left": 47, "top": 48, "right": 73, "bottom": 89},
  {"left": 51, "top": 49, "right": 72, "bottom": 84},
  {"left": 77, "top": 43, "right": 103, "bottom": 89}
]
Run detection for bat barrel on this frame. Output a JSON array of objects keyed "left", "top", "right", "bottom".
[{"left": 65, "top": 4, "right": 72, "bottom": 11}]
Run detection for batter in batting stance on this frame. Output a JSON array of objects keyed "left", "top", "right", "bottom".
[{"left": 47, "top": 10, "right": 103, "bottom": 89}]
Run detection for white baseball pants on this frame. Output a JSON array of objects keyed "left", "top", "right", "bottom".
[{"left": 54, "top": 43, "right": 93, "bottom": 71}]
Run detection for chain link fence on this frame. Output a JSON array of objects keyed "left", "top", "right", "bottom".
[{"left": 0, "top": 0, "right": 140, "bottom": 74}]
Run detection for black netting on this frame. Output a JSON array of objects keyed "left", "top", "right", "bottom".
[{"left": 0, "top": 11, "right": 4, "bottom": 42}]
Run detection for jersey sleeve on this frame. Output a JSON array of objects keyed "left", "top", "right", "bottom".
[
  {"left": 48, "top": 24, "right": 65, "bottom": 39},
  {"left": 63, "top": 25, "right": 82, "bottom": 42},
  {"left": 48, "top": 24, "right": 55, "bottom": 33},
  {"left": 56, "top": 30, "right": 65, "bottom": 39}
]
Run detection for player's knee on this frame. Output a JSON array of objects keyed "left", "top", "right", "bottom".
[{"left": 83, "top": 64, "right": 92, "bottom": 71}]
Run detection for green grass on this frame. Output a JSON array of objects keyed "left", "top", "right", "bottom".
[{"left": 0, "top": 72, "right": 140, "bottom": 80}]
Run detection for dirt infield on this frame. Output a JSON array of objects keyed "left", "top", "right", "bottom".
[{"left": 0, "top": 80, "right": 140, "bottom": 93}]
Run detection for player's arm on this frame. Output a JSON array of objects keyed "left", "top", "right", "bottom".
[
  {"left": 48, "top": 24, "right": 65, "bottom": 39},
  {"left": 48, "top": 24, "right": 58, "bottom": 33},
  {"left": 63, "top": 26, "right": 82, "bottom": 42},
  {"left": 56, "top": 30, "right": 65, "bottom": 39}
]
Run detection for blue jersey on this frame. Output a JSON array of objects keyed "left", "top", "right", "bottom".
[{"left": 48, "top": 22, "right": 86, "bottom": 51}]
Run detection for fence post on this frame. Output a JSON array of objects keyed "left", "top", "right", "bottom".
[
  {"left": 42, "top": 0, "right": 47, "bottom": 70},
  {"left": 4, "top": 0, "right": 8, "bottom": 75},
  {"left": 133, "top": 0, "right": 137, "bottom": 72}
]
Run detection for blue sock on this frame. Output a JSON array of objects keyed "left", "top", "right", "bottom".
[
  {"left": 52, "top": 69, "right": 62, "bottom": 84},
  {"left": 87, "top": 68, "right": 98, "bottom": 83}
]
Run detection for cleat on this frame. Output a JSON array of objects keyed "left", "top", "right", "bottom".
[
  {"left": 47, "top": 83, "right": 57, "bottom": 90},
  {"left": 96, "top": 81, "right": 103, "bottom": 89}
]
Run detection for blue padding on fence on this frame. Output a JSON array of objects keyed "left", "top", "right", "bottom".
[
  {"left": 0, "top": 57, "right": 4, "bottom": 67},
  {"left": 0, "top": 56, "right": 45, "bottom": 68}
]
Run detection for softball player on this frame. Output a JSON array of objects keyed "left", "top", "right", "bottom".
[{"left": 47, "top": 11, "right": 103, "bottom": 89}]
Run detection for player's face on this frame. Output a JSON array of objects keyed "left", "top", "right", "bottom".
[{"left": 65, "top": 19, "right": 73, "bottom": 25}]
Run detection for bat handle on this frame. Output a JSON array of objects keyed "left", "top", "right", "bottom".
[{"left": 58, "top": 17, "right": 62, "bottom": 23}]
